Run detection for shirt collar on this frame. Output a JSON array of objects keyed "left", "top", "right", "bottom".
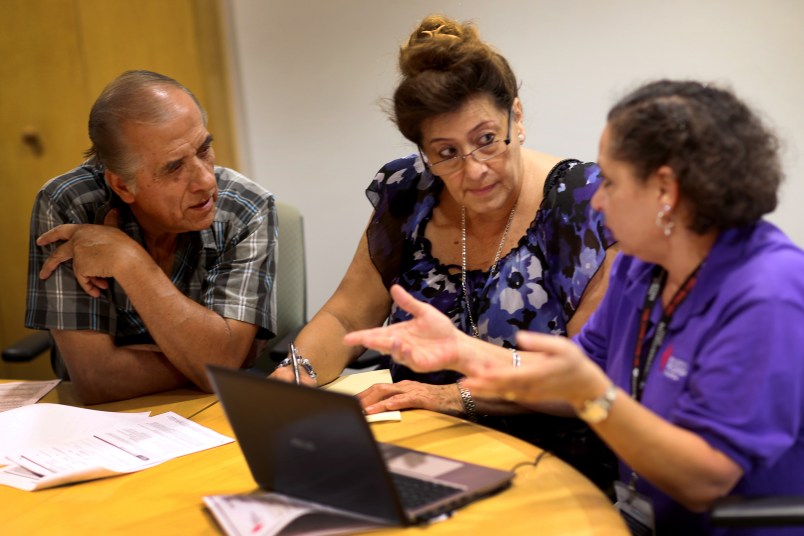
[{"left": 620, "top": 225, "right": 757, "bottom": 329}]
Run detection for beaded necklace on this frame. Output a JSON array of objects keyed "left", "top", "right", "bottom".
[{"left": 460, "top": 204, "right": 517, "bottom": 338}]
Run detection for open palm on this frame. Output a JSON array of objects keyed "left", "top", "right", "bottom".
[{"left": 344, "top": 284, "right": 465, "bottom": 373}]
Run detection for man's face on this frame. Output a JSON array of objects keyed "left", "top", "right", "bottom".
[{"left": 118, "top": 87, "right": 217, "bottom": 238}]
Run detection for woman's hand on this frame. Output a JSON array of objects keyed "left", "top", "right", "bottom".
[
  {"left": 344, "top": 284, "right": 468, "bottom": 373},
  {"left": 357, "top": 380, "right": 465, "bottom": 416},
  {"left": 462, "top": 331, "right": 610, "bottom": 409},
  {"left": 269, "top": 362, "right": 318, "bottom": 387}
]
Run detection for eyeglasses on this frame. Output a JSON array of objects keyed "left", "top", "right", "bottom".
[{"left": 419, "top": 108, "right": 513, "bottom": 176}]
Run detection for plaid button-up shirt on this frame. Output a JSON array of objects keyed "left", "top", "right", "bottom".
[{"left": 25, "top": 161, "right": 277, "bottom": 348}]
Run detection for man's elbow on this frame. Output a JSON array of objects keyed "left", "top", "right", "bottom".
[
  {"left": 192, "top": 352, "right": 250, "bottom": 393},
  {"left": 71, "top": 377, "right": 119, "bottom": 405}
]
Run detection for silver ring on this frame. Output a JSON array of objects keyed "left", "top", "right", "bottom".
[{"left": 511, "top": 349, "right": 521, "bottom": 368}]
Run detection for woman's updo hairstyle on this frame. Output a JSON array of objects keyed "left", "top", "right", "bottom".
[
  {"left": 393, "top": 14, "right": 518, "bottom": 145},
  {"left": 607, "top": 80, "right": 783, "bottom": 233}
]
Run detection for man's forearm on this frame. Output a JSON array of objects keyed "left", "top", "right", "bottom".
[
  {"left": 53, "top": 330, "right": 189, "bottom": 404},
  {"left": 113, "top": 252, "right": 257, "bottom": 390}
]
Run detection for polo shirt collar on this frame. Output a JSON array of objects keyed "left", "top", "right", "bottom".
[{"left": 619, "top": 225, "right": 755, "bottom": 330}]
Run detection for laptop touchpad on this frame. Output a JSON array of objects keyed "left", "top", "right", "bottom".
[{"left": 388, "top": 452, "right": 462, "bottom": 478}]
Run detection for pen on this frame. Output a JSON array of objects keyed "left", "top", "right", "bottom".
[{"left": 289, "top": 342, "right": 301, "bottom": 385}]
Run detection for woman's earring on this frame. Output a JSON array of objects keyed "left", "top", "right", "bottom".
[
  {"left": 655, "top": 204, "right": 675, "bottom": 237},
  {"left": 518, "top": 133, "right": 525, "bottom": 143}
]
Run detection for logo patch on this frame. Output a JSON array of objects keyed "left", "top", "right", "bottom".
[{"left": 662, "top": 355, "right": 689, "bottom": 381}]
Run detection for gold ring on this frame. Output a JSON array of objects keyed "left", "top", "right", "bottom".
[{"left": 504, "top": 391, "right": 516, "bottom": 401}]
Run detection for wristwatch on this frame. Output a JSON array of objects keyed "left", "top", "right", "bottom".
[{"left": 577, "top": 384, "right": 617, "bottom": 424}]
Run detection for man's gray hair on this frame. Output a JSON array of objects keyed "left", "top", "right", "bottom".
[{"left": 85, "top": 70, "right": 207, "bottom": 182}]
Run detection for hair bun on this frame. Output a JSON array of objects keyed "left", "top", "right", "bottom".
[{"left": 399, "top": 15, "right": 479, "bottom": 77}]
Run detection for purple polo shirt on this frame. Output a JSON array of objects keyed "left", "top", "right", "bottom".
[{"left": 576, "top": 221, "right": 804, "bottom": 535}]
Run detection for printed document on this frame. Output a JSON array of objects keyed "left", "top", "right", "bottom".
[
  {"left": 323, "top": 369, "right": 401, "bottom": 423},
  {"left": 0, "top": 379, "right": 60, "bottom": 412},
  {"left": 0, "top": 403, "right": 233, "bottom": 491},
  {"left": 204, "top": 493, "right": 388, "bottom": 536}
]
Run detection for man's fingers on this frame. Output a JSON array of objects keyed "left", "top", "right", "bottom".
[
  {"left": 36, "top": 224, "right": 78, "bottom": 247},
  {"left": 39, "top": 243, "right": 74, "bottom": 279},
  {"left": 77, "top": 275, "right": 103, "bottom": 298},
  {"left": 88, "top": 276, "right": 109, "bottom": 290}
]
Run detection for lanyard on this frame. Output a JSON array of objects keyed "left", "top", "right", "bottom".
[{"left": 631, "top": 263, "right": 701, "bottom": 401}]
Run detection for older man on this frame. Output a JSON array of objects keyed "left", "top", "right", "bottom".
[{"left": 25, "top": 70, "right": 276, "bottom": 404}]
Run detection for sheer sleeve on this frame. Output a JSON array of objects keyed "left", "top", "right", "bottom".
[
  {"left": 539, "top": 161, "right": 615, "bottom": 322},
  {"left": 365, "top": 154, "right": 439, "bottom": 288}
]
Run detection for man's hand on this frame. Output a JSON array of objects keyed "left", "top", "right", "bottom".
[{"left": 36, "top": 209, "right": 142, "bottom": 297}]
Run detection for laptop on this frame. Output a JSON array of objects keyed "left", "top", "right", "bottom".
[{"left": 206, "top": 365, "right": 514, "bottom": 527}]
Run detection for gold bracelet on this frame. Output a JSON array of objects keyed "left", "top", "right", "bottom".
[{"left": 457, "top": 379, "right": 477, "bottom": 422}]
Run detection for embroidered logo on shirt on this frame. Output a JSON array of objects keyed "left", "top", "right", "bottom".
[{"left": 662, "top": 355, "right": 689, "bottom": 381}]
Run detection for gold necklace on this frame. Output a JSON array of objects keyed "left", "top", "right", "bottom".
[{"left": 460, "top": 204, "right": 517, "bottom": 338}]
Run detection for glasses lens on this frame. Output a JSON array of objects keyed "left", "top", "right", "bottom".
[
  {"left": 426, "top": 130, "right": 510, "bottom": 175},
  {"left": 473, "top": 140, "right": 506, "bottom": 161},
  {"left": 430, "top": 157, "right": 461, "bottom": 175}
]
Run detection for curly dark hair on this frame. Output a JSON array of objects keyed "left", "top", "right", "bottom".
[
  {"left": 606, "top": 80, "right": 783, "bottom": 233},
  {"left": 392, "top": 14, "right": 518, "bottom": 145}
]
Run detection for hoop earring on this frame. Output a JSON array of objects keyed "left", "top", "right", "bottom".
[{"left": 655, "top": 204, "right": 675, "bottom": 237}]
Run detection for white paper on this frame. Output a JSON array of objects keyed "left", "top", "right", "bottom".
[
  {"left": 0, "top": 403, "right": 150, "bottom": 459},
  {"left": 203, "top": 493, "right": 388, "bottom": 536},
  {"left": 0, "top": 380, "right": 61, "bottom": 412},
  {"left": 0, "top": 407, "right": 233, "bottom": 491},
  {"left": 323, "top": 369, "right": 401, "bottom": 423}
]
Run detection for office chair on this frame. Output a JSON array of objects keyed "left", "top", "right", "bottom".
[
  {"left": 710, "top": 496, "right": 804, "bottom": 527},
  {"left": 254, "top": 201, "right": 308, "bottom": 372},
  {"left": 261, "top": 200, "right": 380, "bottom": 374},
  {"left": 2, "top": 330, "right": 66, "bottom": 379}
]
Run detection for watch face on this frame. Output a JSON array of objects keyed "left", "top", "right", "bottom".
[
  {"left": 579, "top": 386, "right": 616, "bottom": 423},
  {"left": 581, "top": 403, "right": 607, "bottom": 424}
]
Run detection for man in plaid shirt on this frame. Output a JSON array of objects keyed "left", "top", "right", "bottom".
[{"left": 25, "top": 71, "right": 276, "bottom": 404}]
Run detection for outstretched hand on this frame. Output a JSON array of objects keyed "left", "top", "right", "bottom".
[
  {"left": 461, "top": 330, "right": 610, "bottom": 408},
  {"left": 343, "top": 284, "right": 467, "bottom": 374}
]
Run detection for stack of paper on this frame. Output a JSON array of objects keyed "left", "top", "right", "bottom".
[
  {"left": 0, "top": 403, "right": 233, "bottom": 491},
  {"left": 323, "top": 368, "right": 401, "bottom": 423},
  {"left": 204, "top": 493, "right": 388, "bottom": 536},
  {"left": 0, "top": 379, "right": 60, "bottom": 412}
]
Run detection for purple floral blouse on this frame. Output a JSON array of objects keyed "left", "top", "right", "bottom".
[{"left": 366, "top": 154, "right": 614, "bottom": 385}]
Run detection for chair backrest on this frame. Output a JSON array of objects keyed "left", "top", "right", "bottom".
[{"left": 272, "top": 201, "right": 307, "bottom": 344}]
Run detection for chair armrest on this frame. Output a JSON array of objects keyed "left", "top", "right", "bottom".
[
  {"left": 710, "top": 496, "right": 804, "bottom": 527},
  {"left": 2, "top": 332, "right": 52, "bottom": 362}
]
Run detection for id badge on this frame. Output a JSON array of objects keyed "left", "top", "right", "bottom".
[{"left": 614, "top": 480, "right": 656, "bottom": 536}]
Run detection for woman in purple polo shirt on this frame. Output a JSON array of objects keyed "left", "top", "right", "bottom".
[{"left": 345, "top": 80, "right": 804, "bottom": 535}]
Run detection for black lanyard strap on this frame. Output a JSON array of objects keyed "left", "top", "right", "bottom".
[{"left": 631, "top": 263, "right": 702, "bottom": 401}]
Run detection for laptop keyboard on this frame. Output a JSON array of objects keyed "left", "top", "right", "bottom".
[{"left": 391, "top": 472, "right": 463, "bottom": 511}]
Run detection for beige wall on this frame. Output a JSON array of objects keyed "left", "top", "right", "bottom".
[{"left": 227, "top": 0, "right": 804, "bottom": 313}]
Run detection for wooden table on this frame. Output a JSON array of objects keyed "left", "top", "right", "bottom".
[
  {"left": 38, "top": 381, "right": 218, "bottom": 419},
  {"left": 0, "top": 382, "right": 628, "bottom": 535}
]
